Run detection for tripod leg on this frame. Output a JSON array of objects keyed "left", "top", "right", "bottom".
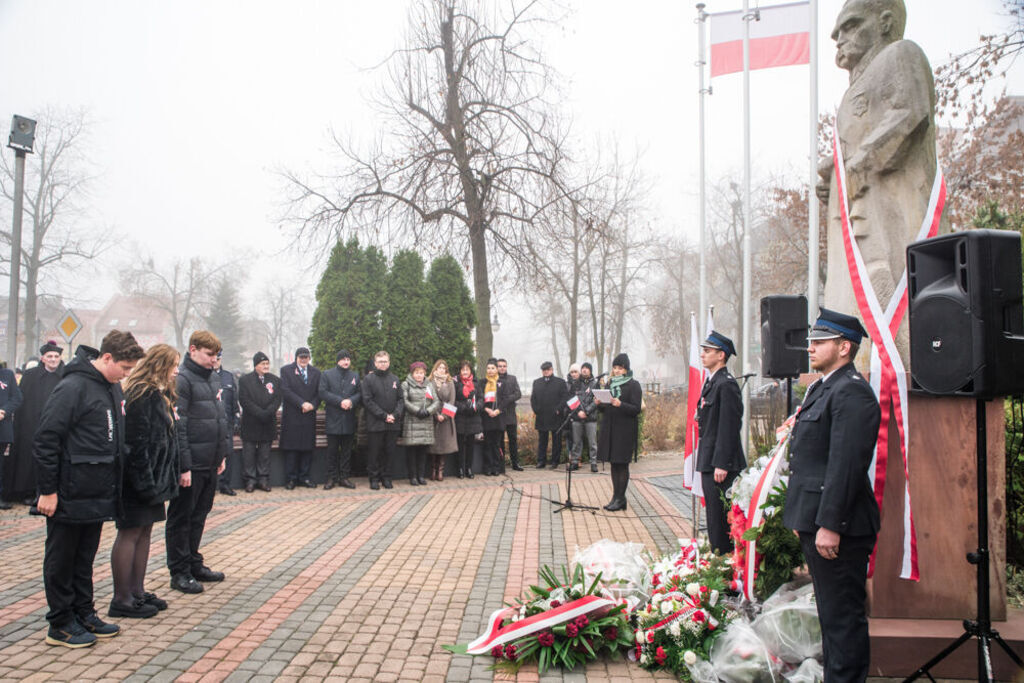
[
  {"left": 990, "top": 631, "right": 1024, "bottom": 668},
  {"left": 903, "top": 631, "right": 972, "bottom": 683}
]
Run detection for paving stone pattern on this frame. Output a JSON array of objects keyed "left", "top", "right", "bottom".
[{"left": 0, "top": 453, "right": 694, "bottom": 681}]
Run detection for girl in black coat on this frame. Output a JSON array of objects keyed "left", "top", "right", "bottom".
[
  {"left": 453, "top": 361, "right": 482, "bottom": 478},
  {"left": 595, "top": 353, "right": 643, "bottom": 511},
  {"left": 109, "top": 344, "right": 181, "bottom": 619}
]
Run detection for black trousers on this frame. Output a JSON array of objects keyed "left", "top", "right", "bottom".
[
  {"left": 799, "top": 532, "right": 874, "bottom": 683},
  {"left": 165, "top": 468, "right": 217, "bottom": 576},
  {"left": 285, "top": 449, "right": 313, "bottom": 483},
  {"left": 701, "top": 470, "right": 738, "bottom": 555},
  {"left": 326, "top": 433, "right": 355, "bottom": 482},
  {"left": 241, "top": 440, "right": 271, "bottom": 487},
  {"left": 43, "top": 519, "right": 103, "bottom": 627},
  {"left": 366, "top": 431, "right": 397, "bottom": 482},
  {"left": 503, "top": 423, "right": 519, "bottom": 464},
  {"left": 457, "top": 433, "right": 478, "bottom": 474},
  {"left": 218, "top": 429, "right": 236, "bottom": 488},
  {"left": 536, "top": 430, "right": 562, "bottom": 466},
  {"left": 483, "top": 430, "right": 502, "bottom": 473}
]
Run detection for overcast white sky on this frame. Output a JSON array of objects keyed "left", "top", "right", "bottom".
[{"left": 0, "top": 0, "right": 1020, "bottom": 376}]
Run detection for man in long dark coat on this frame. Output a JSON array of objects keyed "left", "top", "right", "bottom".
[
  {"left": 495, "top": 358, "right": 523, "bottom": 471},
  {"left": 0, "top": 361, "right": 23, "bottom": 509},
  {"left": 6, "top": 341, "right": 63, "bottom": 505},
  {"left": 319, "top": 349, "right": 361, "bottom": 489},
  {"left": 695, "top": 330, "right": 745, "bottom": 554},
  {"left": 279, "top": 347, "right": 321, "bottom": 489},
  {"left": 531, "top": 361, "right": 568, "bottom": 469}
]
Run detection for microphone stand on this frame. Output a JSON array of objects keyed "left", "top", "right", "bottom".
[{"left": 545, "top": 411, "right": 600, "bottom": 514}]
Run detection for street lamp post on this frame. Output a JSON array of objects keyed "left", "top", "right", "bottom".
[{"left": 7, "top": 115, "right": 36, "bottom": 369}]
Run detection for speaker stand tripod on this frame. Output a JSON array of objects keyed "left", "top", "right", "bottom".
[
  {"left": 543, "top": 413, "right": 600, "bottom": 514},
  {"left": 904, "top": 399, "right": 1023, "bottom": 682}
]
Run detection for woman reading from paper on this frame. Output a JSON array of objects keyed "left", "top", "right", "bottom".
[{"left": 594, "top": 353, "right": 642, "bottom": 511}]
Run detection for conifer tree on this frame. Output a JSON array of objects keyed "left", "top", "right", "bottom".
[
  {"left": 382, "top": 249, "right": 433, "bottom": 374},
  {"left": 425, "top": 254, "right": 476, "bottom": 369},
  {"left": 309, "top": 237, "right": 386, "bottom": 372},
  {"left": 205, "top": 276, "right": 244, "bottom": 369}
]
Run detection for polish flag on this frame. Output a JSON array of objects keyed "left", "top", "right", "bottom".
[
  {"left": 566, "top": 395, "right": 581, "bottom": 411},
  {"left": 710, "top": 2, "right": 810, "bottom": 78},
  {"left": 683, "top": 313, "right": 704, "bottom": 502},
  {"left": 425, "top": 385, "right": 435, "bottom": 400},
  {"left": 442, "top": 402, "right": 457, "bottom": 418}
]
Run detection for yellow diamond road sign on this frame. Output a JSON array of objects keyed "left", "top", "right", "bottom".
[{"left": 57, "top": 310, "right": 82, "bottom": 344}]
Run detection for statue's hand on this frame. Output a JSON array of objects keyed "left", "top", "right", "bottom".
[{"left": 816, "top": 155, "right": 833, "bottom": 203}]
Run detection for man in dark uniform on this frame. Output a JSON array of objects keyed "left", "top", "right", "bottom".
[
  {"left": 695, "top": 331, "right": 745, "bottom": 554},
  {"left": 7, "top": 341, "right": 63, "bottom": 506},
  {"left": 783, "top": 309, "right": 880, "bottom": 683},
  {"left": 213, "top": 351, "right": 239, "bottom": 496}
]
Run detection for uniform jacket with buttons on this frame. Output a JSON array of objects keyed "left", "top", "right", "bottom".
[
  {"left": 783, "top": 362, "right": 881, "bottom": 536},
  {"left": 695, "top": 367, "right": 745, "bottom": 473}
]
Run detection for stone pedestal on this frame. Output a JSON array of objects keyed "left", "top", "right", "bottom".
[{"left": 868, "top": 383, "right": 1006, "bottom": 620}]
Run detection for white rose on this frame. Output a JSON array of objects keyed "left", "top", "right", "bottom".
[
  {"left": 640, "top": 653, "right": 649, "bottom": 665},
  {"left": 683, "top": 650, "right": 698, "bottom": 665},
  {"left": 651, "top": 593, "right": 663, "bottom": 605},
  {"left": 660, "top": 601, "right": 673, "bottom": 615},
  {"left": 686, "top": 582, "right": 700, "bottom": 596},
  {"left": 669, "top": 621, "right": 682, "bottom": 638}
]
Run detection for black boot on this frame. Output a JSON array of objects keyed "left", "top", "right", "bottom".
[
  {"left": 605, "top": 464, "right": 630, "bottom": 511},
  {"left": 416, "top": 449, "right": 428, "bottom": 485},
  {"left": 407, "top": 451, "right": 419, "bottom": 486}
]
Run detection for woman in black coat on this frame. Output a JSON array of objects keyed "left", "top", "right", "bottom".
[
  {"left": 109, "top": 344, "right": 181, "bottom": 618},
  {"left": 595, "top": 353, "right": 643, "bottom": 511},
  {"left": 453, "top": 360, "right": 482, "bottom": 478}
]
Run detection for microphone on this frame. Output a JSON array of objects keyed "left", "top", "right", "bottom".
[{"left": 740, "top": 373, "right": 757, "bottom": 379}]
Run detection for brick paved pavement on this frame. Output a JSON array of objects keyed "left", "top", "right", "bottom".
[{"left": 0, "top": 453, "right": 702, "bottom": 682}]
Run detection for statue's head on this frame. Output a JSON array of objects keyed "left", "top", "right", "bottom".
[{"left": 831, "top": 0, "right": 906, "bottom": 72}]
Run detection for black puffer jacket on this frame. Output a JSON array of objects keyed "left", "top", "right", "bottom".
[
  {"left": 176, "top": 355, "right": 229, "bottom": 472},
  {"left": 568, "top": 376, "right": 599, "bottom": 423},
  {"left": 33, "top": 345, "right": 126, "bottom": 524},
  {"left": 123, "top": 387, "right": 179, "bottom": 507}
]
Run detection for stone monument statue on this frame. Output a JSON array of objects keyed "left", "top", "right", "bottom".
[{"left": 816, "top": 0, "right": 949, "bottom": 365}]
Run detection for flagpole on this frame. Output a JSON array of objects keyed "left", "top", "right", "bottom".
[
  {"left": 697, "top": 3, "right": 709, "bottom": 339},
  {"left": 740, "top": 0, "right": 755, "bottom": 455},
  {"left": 807, "top": 0, "right": 819, "bottom": 325}
]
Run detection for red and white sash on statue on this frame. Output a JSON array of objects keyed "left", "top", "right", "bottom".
[{"left": 831, "top": 123, "right": 945, "bottom": 581}]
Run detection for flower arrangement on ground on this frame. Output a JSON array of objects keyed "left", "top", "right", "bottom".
[
  {"left": 445, "top": 563, "right": 633, "bottom": 674},
  {"left": 633, "top": 539, "right": 736, "bottom": 678},
  {"left": 728, "top": 416, "right": 804, "bottom": 601}
]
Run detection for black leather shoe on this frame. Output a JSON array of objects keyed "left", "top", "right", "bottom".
[
  {"left": 535, "top": 462, "right": 546, "bottom": 469},
  {"left": 409, "top": 478, "right": 420, "bottom": 486},
  {"left": 260, "top": 484, "right": 272, "bottom": 492},
  {"left": 457, "top": 469, "right": 465, "bottom": 479},
  {"left": 170, "top": 573, "right": 203, "bottom": 594},
  {"left": 339, "top": 479, "right": 356, "bottom": 489},
  {"left": 382, "top": 479, "right": 393, "bottom": 489},
  {"left": 591, "top": 463, "right": 599, "bottom": 472},
  {"left": 417, "top": 477, "right": 427, "bottom": 485},
  {"left": 370, "top": 480, "right": 381, "bottom": 490},
  {"left": 303, "top": 479, "right": 316, "bottom": 488},
  {"left": 219, "top": 487, "right": 236, "bottom": 496},
  {"left": 138, "top": 592, "right": 168, "bottom": 611},
  {"left": 192, "top": 566, "right": 225, "bottom": 582},
  {"left": 108, "top": 598, "right": 158, "bottom": 619},
  {"left": 549, "top": 463, "right": 561, "bottom": 470},
  {"left": 0, "top": 501, "right": 11, "bottom": 510},
  {"left": 323, "top": 482, "right": 335, "bottom": 490},
  {"left": 245, "top": 484, "right": 254, "bottom": 493},
  {"left": 603, "top": 498, "right": 627, "bottom": 512},
  {"left": 512, "top": 463, "right": 524, "bottom": 471},
  {"left": 285, "top": 480, "right": 296, "bottom": 490},
  {"left": 465, "top": 470, "right": 474, "bottom": 479}
]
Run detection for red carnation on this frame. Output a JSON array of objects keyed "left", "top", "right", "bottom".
[
  {"left": 647, "top": 631, "right": 655, "bottom": 643},
  {"left": 538, "top": 631, "right": 555, "bottom": 647},
  {"left": 575, "top": 614, "right": 590, "bottom": 628},
  {"left": 692, "top": 611, "right": 706, "bottom": 623},
  {"left": 566, "top": 622, "right": 579, "bottom": 638},
  {"left": 504, "top": 644, "right": 518, "bottom": 661},
  {"left": 700, "top": 586, "right": 709, "bottom": 593},
  {"left": 655, "top": 646, "right": 667, "bottom": 665},
  {"left": 603, "top": 626, "right": 619, "bottom": 641},
  {"left": 550, "top": 599, "right": 561, "bottom": 608},
  {"left": 491, "top": 645, "right": 504, "bottom": 658},
  {"left": 652, "top": 574, "right": 661, "bottom": 586}
]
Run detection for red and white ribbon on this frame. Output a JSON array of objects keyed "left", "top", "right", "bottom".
[
  {"left": 741, "top": 422, "right": 793, "bottom": 601},
  {"left": 832, "top": 123, "right": 945, "bottom": 581},
  {"left": 465, "top": 595, "right": 616, "bottom": 655}
]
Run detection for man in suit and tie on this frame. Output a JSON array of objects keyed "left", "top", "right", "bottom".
[
  {"left": 695, "top": 331, "right": 745, "bottom": 554},
  {"left": 279, "top": 347, "right": 322, "bottom": 489},
  {"left": 783, "top": 308, "right": 880, "bottom": 683}
]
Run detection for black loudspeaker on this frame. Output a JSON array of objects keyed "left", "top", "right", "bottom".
[
  {"left": 908, "top": 229, "right": 1024, "bottom": 398},
  {"left": 760, "top": 295, "right": 808, "bottom": 378}
]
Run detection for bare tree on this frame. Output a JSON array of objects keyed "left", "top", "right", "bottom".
[
  {"left": 120, "top": 256, "right": 233, "bottom": 349},
  {"left": 0, "top": 108, "right": 107, "bottom": 358},
  {"left": 282, "top": 0, "right": 565, "bottom": 361},
  {"left": 260, "top": 282, "right": 306, "bottom": 369}
]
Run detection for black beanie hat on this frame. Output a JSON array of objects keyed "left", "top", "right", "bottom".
[
  {"left": 39, "top": 340, "right": 63, "bottom": 356},
  {"left": 612, "top": 353, "right": 630, "bottom": 371},
  {"left": 337, "top": 349, "right": 351, "bottom": 362},
  {"left": 252, "top": 351, "right": 270, "bottom": 366},
  {"left": 581, "top": 362, "right": 593, "bottom": 372}
]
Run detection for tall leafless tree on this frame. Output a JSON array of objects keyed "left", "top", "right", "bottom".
[
  {"left": 0, "top": 108, "right": 107, "bottom": 359},
  {"left": 282, "top": 0, "right": 565, "bottom": 361}
]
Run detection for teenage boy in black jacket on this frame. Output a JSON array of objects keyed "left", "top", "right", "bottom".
[
  {"left": 166, "top": 330, "right": 230, "bottom": 595},
  {"left": 35, "top": 330, "right": 145, "bottom": 648}
]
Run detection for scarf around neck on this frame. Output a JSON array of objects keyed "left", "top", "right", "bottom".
[
  {"left": 610, "top": 371, "right": 633, "bottom": 398},
  {"left": 459, "top": 373, "right": 475, "bottom": 399}
]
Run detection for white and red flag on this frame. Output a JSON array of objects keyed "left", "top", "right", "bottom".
[
  {"left": 425, "top": 385, "right": 435, "bottom": 400},
  {"left": 566, "top": 394, "right": 581, "bottom": 411},
  {"left": 683, "top": 313, "right": 704, "bottom": 502},
  {"left": 709, "top": 2, "right": 810, "bottom": 78},
  {"left": 442, "top": 402, "right": 457, "bottom": 418}
]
